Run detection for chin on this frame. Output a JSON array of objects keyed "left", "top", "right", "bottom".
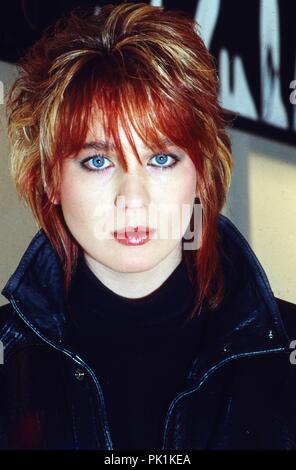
[{"left": 107, "top": 252, "right": 160, "bottom": 273}]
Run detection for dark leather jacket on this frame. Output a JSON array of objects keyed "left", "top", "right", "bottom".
[{"left": 0, "top": 214, "right": 296, "bottom": 450}]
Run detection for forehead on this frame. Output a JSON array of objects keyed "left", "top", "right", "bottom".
[{"left": 85, "top": 116, "right": 174, "bottom": 154}]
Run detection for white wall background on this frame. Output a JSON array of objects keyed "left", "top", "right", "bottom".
[
  {"left": 222, "top": 129, "right": 296, "bottom": 304},
  {"left": 0, "top": 60, "right": 295, "bottom": 306}
]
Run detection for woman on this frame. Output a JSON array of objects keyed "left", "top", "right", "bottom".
[{"left": 0, "top": 2, "right": 295, "bottom": 450}]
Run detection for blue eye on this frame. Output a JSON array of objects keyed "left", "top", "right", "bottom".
[
  {"left": 80, "top": 155, "right": 113, "bottom": 173},
  {"left": 148, "top": 154, "right": 180, "bottom": 170},
  {"left": 79, "top": 153, "right": 180, "bottom": 173}
]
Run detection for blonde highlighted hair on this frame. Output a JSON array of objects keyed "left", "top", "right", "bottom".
[{"left": 6, "top": 2, "right": 233, "bottom": 318}]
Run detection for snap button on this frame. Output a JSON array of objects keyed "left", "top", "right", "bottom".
[
  {"left": 268, "top": 329, "right": 274, "bottom": 340},
  {"left": 222, "top": 342, "right": 231, "bottom": 353},
  {"left": 75, "top": 368, "right": 85, "bottom": 381}
]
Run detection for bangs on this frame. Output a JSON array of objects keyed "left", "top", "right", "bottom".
[{"left": 53, "top": 57, "right": 201, "bottom": 170}]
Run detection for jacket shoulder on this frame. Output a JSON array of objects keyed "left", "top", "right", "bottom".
[
  {"left": 0, "top": 302, "right": 14, "bottom": 329},
  {"left": 0, "top": 302, "right": 27, "bottom": 339},
  {"left": 0, "top": 302, "right": 39, "bottom": 360},
  {"left": 276, "top": 297, "right": 296, "bottom": 341}
]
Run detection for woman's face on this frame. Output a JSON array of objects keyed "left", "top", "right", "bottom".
[{"left": 56, "top": 120, "right": 197, "bottom": 273}]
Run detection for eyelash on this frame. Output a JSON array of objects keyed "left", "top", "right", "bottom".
[{"left": 79, "top": 153, "right": 181, "bottom": 174}]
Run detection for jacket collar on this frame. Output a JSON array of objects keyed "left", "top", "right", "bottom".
[
  {"left": 1, "top": 215, "right": 291, "bottom": 358},
  {"left": 181, "top": 214, "right": 291, "bottom": 391},
  {"left": 1, "top": 229, "right": 68, "bottom": 344}
]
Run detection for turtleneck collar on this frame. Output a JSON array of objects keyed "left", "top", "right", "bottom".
[{"left": 67, "top": 252, "right": 197, "bottom": 332}]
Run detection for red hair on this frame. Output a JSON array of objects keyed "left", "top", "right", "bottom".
[{"left": 6, "top": 2, "right": 233, "bottom": 318}]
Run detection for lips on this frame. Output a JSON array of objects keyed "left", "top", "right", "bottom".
[{"left": 112, "top": 226, "right": 155, "bottom": 246}]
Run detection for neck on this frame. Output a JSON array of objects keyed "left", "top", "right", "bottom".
[{"left": 83, "top": 245, "right": 182, "bottom": 299}]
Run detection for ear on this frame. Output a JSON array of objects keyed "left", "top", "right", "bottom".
[{"left": 46, "top": 187, "right": 60, "bottom": 205}]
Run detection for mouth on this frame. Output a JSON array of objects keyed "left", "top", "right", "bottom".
[{"left": 112, "top": 226, "right": 156, "bottom": 246}]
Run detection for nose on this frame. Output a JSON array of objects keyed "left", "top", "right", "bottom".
[{"left": 115, "top": 170, "right": 150, "bottom": 210}]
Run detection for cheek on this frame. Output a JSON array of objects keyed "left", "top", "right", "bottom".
[
  {"left": 60, "top": 177, "right": 84, "bottom": 219},
  {"left": 154, "top": 169, "right": 197, "bottom": 238},
  {"left": 59, "top": 170, "right": 115, "bottom": 245},
  {"left": 59, "top": 170, "right": 99, "bottom": 229},
  {"left": 181, "top": 165, "right": 197, "bottom": 201},
  {"left": 166, "top": 166, "right": 197, "bottom": 205}
]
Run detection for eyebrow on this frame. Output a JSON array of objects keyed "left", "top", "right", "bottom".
[{"left": 81, "top": 137, "right": 174, "bottom": 153}]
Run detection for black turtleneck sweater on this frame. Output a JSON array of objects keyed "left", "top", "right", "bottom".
[{"left": 67, "top": 254, "right": 204, "bottom": 450}]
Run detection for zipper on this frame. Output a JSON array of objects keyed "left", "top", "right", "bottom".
[
  {"left": 10, "top": 296, "right": 114, "bottom": 450},
  {"left": 161, "top": 345, "right": 289, "bottom": 449}
]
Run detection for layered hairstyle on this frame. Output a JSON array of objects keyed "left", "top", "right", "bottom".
[{"left": 6, "top": 2, "right": 233, "bottom": 318}]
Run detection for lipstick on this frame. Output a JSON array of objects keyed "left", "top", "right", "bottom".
[{"left": 113, "top": 226, "right": 156, "bottom": 246}]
